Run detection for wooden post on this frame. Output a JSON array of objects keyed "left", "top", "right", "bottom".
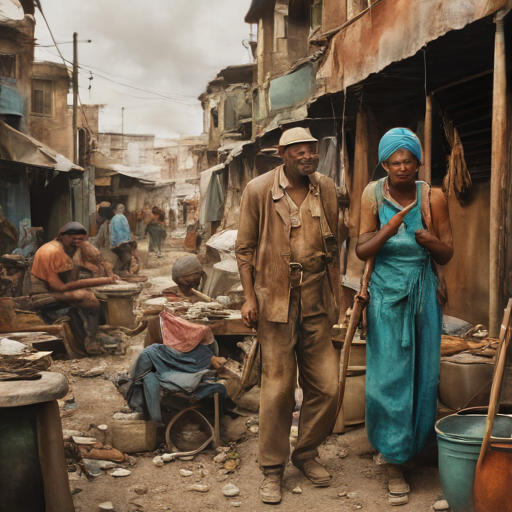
[
  {"left": 423, "top": 94, "right": 433, "bottom": 184},
  {"left": 489, "top": 12, "right": 507, "bottom": 337}
]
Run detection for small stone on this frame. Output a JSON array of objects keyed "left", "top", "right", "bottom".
[
  {"left": 248, "top": 425, "right": 259, "bottom": 433},
  {"left": 63, "top": 429, "right": 83, "bottom": 440},
  {"left": 128, "top": 456, "right": 137, "bottom": 466},
  {"left": 83, "top": 460, "right": 101, "bottom": 477},
  {"left": 223, "top": 459, "right": 239, "bottom": 472},
  {"left": 179, "top": 469, "right": 193, "bottom": 477},
  {"left": 231, "top": 502, "right": 242, "bottom": 508},
  {"left": 292, "top": 487, "right": 302, "bottom": 494},
  {"left": 213, "top": 452, "right": 227, "bottom": 463},
  {"left": 130, "top": 485, "right": 148, "bottom": 495},
  {"left": 337, "top": 491, "right": 347, "bottom": 498},
  {"left": 347, "top": 492, "right": 357, "bottom": 499},
  {"left": 187, "top": 484, "right": 210, "bottom": 492},
  {"left": 153, "top": 456, "right": 164, "bottom": 467},
  {"left": 110, "top": 469, "right": 131, "bottom": 477},
  {"left": 99, "top": 502, "right": 114, "bottom": 511},
  {"left": 72, "top": 436, "right": 99, "bottom": 445},
  {"left": 98, "top": 424, "right": 108, "bottom": 431},
  {"left": 337, "top": 449, "right": 349, "bottom": 459},
  {"left": 84, "top": 366, "right": 105, "bottom": 378},
  {"left": 162, "top": 453, "right": 174, "bottom": 462},
  {"left": 222, "top": 483, "right": 240, "bottom": 497},
  {"left": 86, "top": 459, "right": 116, "bottom": 470},
  {"left": 356, "top": 507, "right": 362, "bottom": 510},
  {"left": 433, "top": 500, "right": 450, "bottom": 511}
]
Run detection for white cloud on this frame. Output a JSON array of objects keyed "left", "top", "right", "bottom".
[{"left": 35, "top": 0, "right": 253, "bottom": 137}]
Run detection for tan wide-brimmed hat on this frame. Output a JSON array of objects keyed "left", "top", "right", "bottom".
[{"left": 279, "top": 127, "right": 318, "bottom": 147}]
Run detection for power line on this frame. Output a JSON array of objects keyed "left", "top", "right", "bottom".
[{"left": 39, "top": 47, "right": 197, "bottom": 105}]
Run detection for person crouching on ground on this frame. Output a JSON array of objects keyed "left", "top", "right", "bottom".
[
  {"left": 30, "top": 222, "right": 117, "bottom": 355},
  {"left": 236, "top": 127, "right": 341, "bottom": 504}
]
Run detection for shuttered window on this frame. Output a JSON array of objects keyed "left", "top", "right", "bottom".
[
  {"left": 32, "top": 79, "right": 53, "bottom": 115},
  {"left": 0, "top": 54, "right": 17, "bottom": 78}
]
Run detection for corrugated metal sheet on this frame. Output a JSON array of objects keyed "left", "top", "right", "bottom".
[{"left": 318, "top": 0, "right": 509, "bottom": 94}]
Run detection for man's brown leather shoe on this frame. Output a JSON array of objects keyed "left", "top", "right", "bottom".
[
  {"left": 293, "top": 458, "right": 332, "bottom": 487},
  {"left": 259, "top": 467, "right": 283, "bottom": 504}
]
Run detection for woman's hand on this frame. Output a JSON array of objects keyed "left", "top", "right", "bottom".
[
  {"left": 387, "top": 201, "right": 416, "bottom": 234},
  {"left": 356, "top": 202, "right": 415, "bottom": 261},
  {"left": 241, "top": 298, "right": 258, "bottom": 328},
  {"left": 415, "top": 229, "right": 439, "bottom": 248}
]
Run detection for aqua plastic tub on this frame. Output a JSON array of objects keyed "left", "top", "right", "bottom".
[{"left": 435, "top": 414, "right": 512, "bottom": 512}]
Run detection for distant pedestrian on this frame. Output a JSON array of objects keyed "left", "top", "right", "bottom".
[{"left": 145, "top": 206, "right": 167, "bottom": 258}]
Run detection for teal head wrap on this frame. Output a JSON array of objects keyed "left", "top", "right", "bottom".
[{"left": 378, "top": 128, "right": 422, "bottom": 164}]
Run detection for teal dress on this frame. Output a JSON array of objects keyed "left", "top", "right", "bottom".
[{"left": 366, "top": 178, "right": 442, "bottom": 464}]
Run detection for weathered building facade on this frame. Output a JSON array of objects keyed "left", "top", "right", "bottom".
[
  {"left": 0, "top": 1, "right": 82, "bottom": 242},
  {"left": 198, "top": 0, "right": 512, "bottom": 333}
]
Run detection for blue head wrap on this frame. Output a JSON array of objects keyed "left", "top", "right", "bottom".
[{"left": 378, "top": 127, "right": 422, "bottom": 164}]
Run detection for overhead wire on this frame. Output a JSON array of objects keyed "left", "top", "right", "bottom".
[{"left": 38, "top": 47, "right": 197, "bottom": 105}]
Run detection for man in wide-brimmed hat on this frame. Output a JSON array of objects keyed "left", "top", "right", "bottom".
[{"left": 236, "top": 127, "right": 341, "bottom": 503}]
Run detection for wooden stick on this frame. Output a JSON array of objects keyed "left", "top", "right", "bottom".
[
  {"left": 335, "top": 258, "right": 374, "bottom": 419},
  {"left": 477, "top": 298, "right": 512, "bottom": 465},
  {"left": 191, "top": 288, "right": 213, "bottom": 303}
]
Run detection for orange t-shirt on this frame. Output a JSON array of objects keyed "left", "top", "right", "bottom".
[{"left": 31, "top": 240, "right": 73, "bottom": 283}]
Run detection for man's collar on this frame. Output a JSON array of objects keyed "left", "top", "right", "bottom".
[{"left": 272, "top": 165, "right": 319, "bottom": 201}]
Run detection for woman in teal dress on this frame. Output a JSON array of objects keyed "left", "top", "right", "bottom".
[{"left": 357, "top": 128, "right": 453, "bottom": 505}]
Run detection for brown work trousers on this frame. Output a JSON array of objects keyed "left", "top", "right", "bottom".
[{"left": 257, "top": 287, "right": 339, "bottom": 468}]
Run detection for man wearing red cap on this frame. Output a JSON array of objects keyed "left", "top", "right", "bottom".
[{"left": 236, "top": 127, "right": 340, "bottom": 503}]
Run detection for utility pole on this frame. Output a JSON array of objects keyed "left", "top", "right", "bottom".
[{"left": 72, "top": 32, "right": 78, "bottom": 164}]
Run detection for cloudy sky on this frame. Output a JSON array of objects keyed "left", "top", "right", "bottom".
[{"left": 34, "top": 0, "right": 253, "bottom": 138}]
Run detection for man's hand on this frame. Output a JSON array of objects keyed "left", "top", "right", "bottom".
[
  {"left": 211, "top": 356, "right": 227, "bottom": 371},
  {"left": 241, "top": 298, "right": 258, "bottom": 328},
  {"left": 415, "top": 229, "right": 439, "bottom": 248}
]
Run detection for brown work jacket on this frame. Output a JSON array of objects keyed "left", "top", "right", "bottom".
[{"left": 235, "top": 166, "right": 340, "bottom": 324}]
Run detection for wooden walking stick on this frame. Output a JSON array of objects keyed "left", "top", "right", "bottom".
[{"left": 335, "top": 257, "right": 374, "bottom": 420}]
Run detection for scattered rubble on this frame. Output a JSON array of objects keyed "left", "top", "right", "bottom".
[
  {"left": 110, "top": 469, "right": 131, "bottom": 477},
  {"left": 187, "top": 484, "right": 210, "bottom": 492},
  {"left": 179, "top": 469, "right": 193, "bottom": 477},
  {"left": 222, "top": 483, "right": 240, "bottom": 497},
  {"left": 433, "top": 500, "right": 450, "bottom": 511}
]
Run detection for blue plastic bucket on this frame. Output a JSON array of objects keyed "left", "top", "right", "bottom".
[{"left": 435, "top": 414, "right": 512, "bottom": 512}]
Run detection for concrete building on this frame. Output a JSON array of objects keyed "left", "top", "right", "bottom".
[{"left": 0, "top": 1, "right": 82, "bottom": 241}]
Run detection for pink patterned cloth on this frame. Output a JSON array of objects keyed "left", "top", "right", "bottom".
[{"left": 159, "top": 310, "right": 214, "bottom": 353}]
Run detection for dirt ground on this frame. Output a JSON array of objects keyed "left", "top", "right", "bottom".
[{"left": 53, "top": 236, "right": 446, "bottom": 512}]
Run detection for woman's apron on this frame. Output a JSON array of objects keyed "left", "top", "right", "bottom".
[{"left": 366, "top": 178, "right": 442, "bottom": 464}]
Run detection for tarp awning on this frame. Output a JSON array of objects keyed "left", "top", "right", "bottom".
[
  {"left": 94, "top": 151, "right": 171, "bottom": 185},
  {"left": 0, "top": 85, "right": 22, "bottom": 116},
  {"left": 0, "top": 120, "right": 83, "bottom": 173}
]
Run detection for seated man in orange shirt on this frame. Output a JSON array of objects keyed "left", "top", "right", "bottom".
[{"left": 31, "top": 222, "right": 117, "bottom": 355}]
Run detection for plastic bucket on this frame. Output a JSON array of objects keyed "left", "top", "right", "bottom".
[{"left": 435, "top": 413, "right": 512, "bottom": 512}]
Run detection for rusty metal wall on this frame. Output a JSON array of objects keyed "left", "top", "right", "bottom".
[{"left": 318, "top": 0, "right": 507, "bottom": 94}]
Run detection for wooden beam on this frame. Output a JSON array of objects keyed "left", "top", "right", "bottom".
[
  {"left": 421, "top": 94, "right": 433, "bottom": 184},
  {"left": 489, "top": 13, "right": 507, "bottom": 337}
]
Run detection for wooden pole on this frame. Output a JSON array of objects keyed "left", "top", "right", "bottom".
[
  {"left": 489, "top": 12, "right": 507, "bottom": 337},
  {"left": 72, "top": 32, "right": 78, "bottom": 165},
  {"left": 423, "top": 93, "right": 433, "bottom": 184}
]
